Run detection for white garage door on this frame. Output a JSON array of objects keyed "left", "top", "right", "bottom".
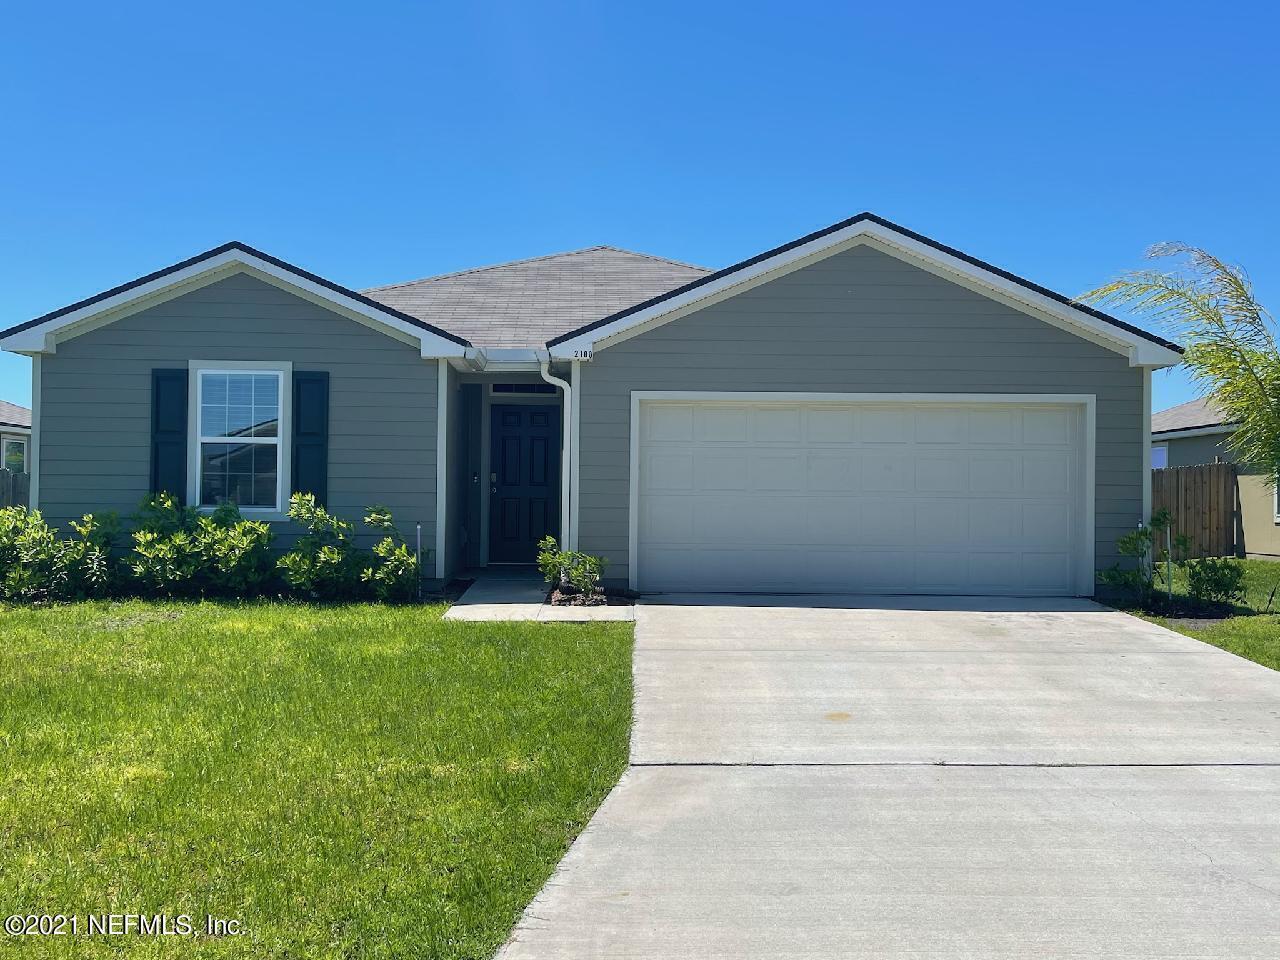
[{"left": 634, "top": 397, "right": 1088, "bottom": 596}]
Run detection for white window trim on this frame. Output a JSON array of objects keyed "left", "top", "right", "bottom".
[
  {"left": 187, "top": 360, "right": 293, "bottom": 521},
  {"left": 3, "top": 437, "right": 27, "bottom": 472},
  {"left": 1150, "top": 443, "right": 1169, "bottom": 470},
  {"left": 627, "top": 391, "right": 1097, "bottom": 596}
]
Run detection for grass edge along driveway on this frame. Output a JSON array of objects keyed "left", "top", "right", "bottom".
[
  {"left": 1120, "top": 558, "right": 1280, "bottom": 671},
  {"left": 0, "top": 600, "right": 633, "bottom": 959}
]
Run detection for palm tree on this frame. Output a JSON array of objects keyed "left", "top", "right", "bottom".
[{"left": 1082, "top": 244, "right": 1280, "bottom": 487}]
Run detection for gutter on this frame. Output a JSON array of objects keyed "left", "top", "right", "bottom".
[{"left": 536, "top": 351, "right": 573, "bottom": 550}]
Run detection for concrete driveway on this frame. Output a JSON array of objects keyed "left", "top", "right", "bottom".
[{"left": 499, "top": 597, "right": 1280, "bottom": 959}]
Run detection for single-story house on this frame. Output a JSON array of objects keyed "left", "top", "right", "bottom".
[
  {"left": 0, "top": 400, "right": 32, "bottom": 473},
  {"left": 0, "top": 213, "right": 1183, "bottom": 596},
  {"left": 1152, "top": 396, "right": 1279, "bottom": 558}
]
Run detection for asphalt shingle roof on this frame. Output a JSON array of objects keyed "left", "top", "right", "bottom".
[
  {"left": 0, "top": 400, "right": 31, "bottom": 430},
  {"left": 1151, "top": 396, "right": 1233, "bottom": 434},
  {"left": 363, "top": 246, "right": 710, "bottom": 349}
]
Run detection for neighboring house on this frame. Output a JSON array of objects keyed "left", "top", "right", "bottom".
[
  {"left": 0, "top": 400, "right": 32, "bottom": 473},
  {"left": 0, "top": 213, "right": 1183, "bottom": 596},
  {"left": 1151, "top": 396, "right": 1280, "bottom": 558}
]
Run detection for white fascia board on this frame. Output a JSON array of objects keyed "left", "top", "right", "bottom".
[
  {"left": 1, "top": 250, "right": 468, "bottom": 359},
  {"left": 1151, "top": 424, "right": 1237, "bottom": 440},
  {"left": 549, "top": 221, "right": 1182, "bottom": 369}
]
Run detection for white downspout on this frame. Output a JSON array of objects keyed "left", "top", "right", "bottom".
[{"left": 538, "top": 355, "right": 573, "bottom": 549}]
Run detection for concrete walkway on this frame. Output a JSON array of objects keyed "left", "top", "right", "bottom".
[
  {"left": 499, "top": 595, "right": 1280, "bottom": 959},
  {"left": 443, "top": 568, "right": 633, "bottom": 622}
]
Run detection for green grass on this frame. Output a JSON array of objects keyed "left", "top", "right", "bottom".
[
  {"left": 1139, "top": 557, "right": 1280, "bottom": 671},
  {"left": 0, "top": 601, "right": 633, "bottom": 958},
  {"left": 1162, "top": 614, "right": 1280, "bottom": 671}
]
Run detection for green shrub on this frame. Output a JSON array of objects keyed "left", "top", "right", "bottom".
[
  {"left": 360, "top": 505, "right": 420, "bottom": 602},
  {"left": 130, "top": 494, "right": 201, "bottom": 595},
  {"left": 277, "top": 493, "right": 363, "bottom": 599},
  {"left": 61, "top": 512, "right": 120, "bottom": 599},
  {"left": 130, "top": 494, "right": 274, "bottom": 597},
  {"left": 195, "top": 503, "right": 275, "bottom": 596},
  {"left": 1097, "top": 508, "right": 1188, "bottom": 603},
  {"left": 1186, "top": 556, "right": 1247, "bottom": 607},
  {"left": 536, "top": 535, "right": 607, "bottom": 597},
  {"left": 0, "top": 507, "right": 118, "bottom": 602}
]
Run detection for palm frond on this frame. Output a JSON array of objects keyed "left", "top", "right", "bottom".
[{"left": 1083, "top": 243, "right": 1280, "bottom": 487}]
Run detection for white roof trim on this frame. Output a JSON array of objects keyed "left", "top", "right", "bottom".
[
  {"left": 1151, "top": 423, "right": 1236, "bottom": 440},
  {"left": 548, "top": 218, "right": 1183, "bottom": 368},
  {"left": 1, "top": 246, "right": 469, "bottom": 358}
]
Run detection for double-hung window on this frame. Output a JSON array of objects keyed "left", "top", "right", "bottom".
[
  {"left": 191, "top": 363, "right": 291, "bottom": 515},
  {"left": 3, "top": 438, "right": 26, "bottom": 473}
]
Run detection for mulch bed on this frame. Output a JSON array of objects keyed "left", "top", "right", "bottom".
[{"left": 546, "top": 585, "right": 638, "bottom": 607}]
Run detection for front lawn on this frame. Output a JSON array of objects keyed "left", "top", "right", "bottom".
[
  {"left": 1129, "top": 557, "right": 1280, "bottom": 671},
  {"left": 0, "top": 601, "right": 633, "bottom": 958}
]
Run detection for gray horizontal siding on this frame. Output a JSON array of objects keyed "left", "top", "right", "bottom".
[
  {"left": 38, "top": 272, "right": 437, "bottom": 549},
  {"left": 576, "top": 244, "right": 1144, "bottom": 590}
]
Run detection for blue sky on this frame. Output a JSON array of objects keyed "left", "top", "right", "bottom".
[{"left": 2, "top": 1, "right": 1276, "bottom": 410}]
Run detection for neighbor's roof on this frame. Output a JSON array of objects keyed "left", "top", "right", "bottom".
[
  {"left": 0, "top": 400, "right": 31, "bottom": 430},
  {"left": 364, "top": 246, "right": 710, "bottom": 349},
  {"left": 1152, "top": 396, "right": 1235, "bottom": 434}
]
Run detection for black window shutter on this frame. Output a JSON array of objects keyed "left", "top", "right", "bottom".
[
  {"left": 150, "top": 369, "right": 189, "bottom": 502},
  {"left": 292, "top": 371, "right": 329, "bottom": 505}
]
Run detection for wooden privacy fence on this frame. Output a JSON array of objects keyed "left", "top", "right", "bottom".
[
  {"left": 0, "top": 469, "right": 29, "bottom": 508},
  {"left": 1151, "top": 463, "right": 1239, "bottom": 558}
]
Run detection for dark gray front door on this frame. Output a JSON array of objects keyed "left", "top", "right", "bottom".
[{"left": 489, "top": 404, "right": 560, "bottom": 563}]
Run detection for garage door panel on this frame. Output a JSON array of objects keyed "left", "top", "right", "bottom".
[
  {"left": 645, "top": 403, "right": 693, "bottom": 440},
  {"left": 858, "top": 499, "right": 916, "bottom": 544},
  {"left": 860, "top": 452, "right": 913, "bottom": 492},
  {"left": 748, "top": 453, "right": 803, "bottom": 490},
  {"left": 1023, "top": 502, "right": 1074, "bottom": 543},
  {"left": 804, "top": 499, "right": 860, "bottom": 541},
  {"left": 693, "top": 405, "right": 748, "bottom": 441},
  {"left": 1023, "top": 407, "right": 1074, "bottom": 444},
  {"left": 916, "top": 455, "right": 968, "bottom": 493},
  {"left": 914, "top": 408, "right": 967, "bottom": 443},
  {"left": 915, "top": 552, "right": 968, "bottom": 591},
  {"left": 753, "top": 406, "right": 801, "bottom": 441},
  {"left": 1022, "top": 553, "right": 1074, "bottom": 590},
  {"left": 968, "top": 552, "right": 1023, "bottom": 589},
  {"left": 805, "top": 407, "right": 857, "bottom": 442},
  {"left": 915, "top": 501, "right": 969, "bottom": 542},
  {"left": 969, "top": 456, "right": 1020, "bottom": 495},
  {"left": 968, "top": 408, "right": 1019, "bottom": 444},
  {"left": 694, "top": 452, "right": 749, "bottom": 491},
  {"left": 960, "top": 500, "right": 1014, "bottom": 545},
  {"left": 645, "top": 451, "right": 693, "bottom": 490},
  {"left": 859, "top": 408, "right": 911, "bottom": 443},
  {"left": 637, "top": 399, "right": 1085, "bottom": 596},
  {"left": 1024, "top": 452, "right": 1073, "bottom": 494},
  {"left": 806, "top": 453, "right": 856, "bottom": 491}
]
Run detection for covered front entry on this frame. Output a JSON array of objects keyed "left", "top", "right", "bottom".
[
  {"left": 447, "top": 375, "right": 566, "bottom": 573},
  {"left": 631, "top": 394, "right": 1093, "bottom": 596},
  {"left": 489, "top": 403, "right": 560, "bottom": 562}
]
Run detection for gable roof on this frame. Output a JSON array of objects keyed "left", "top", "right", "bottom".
[
  {"left": 363, "top": 246, "right": 709, "bottom": 349},
  {"left": 1152, "top": 396, "right": 1235, "bottom": 435},
  {"left": 0, "top": 241, "right": 472, "bottom": 356},
  {"left": 0, "top": 400, "right": 31, "bottom": 431},
  {"left": 547, "top": 212, "right": 1184, "bottom": 367}
]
